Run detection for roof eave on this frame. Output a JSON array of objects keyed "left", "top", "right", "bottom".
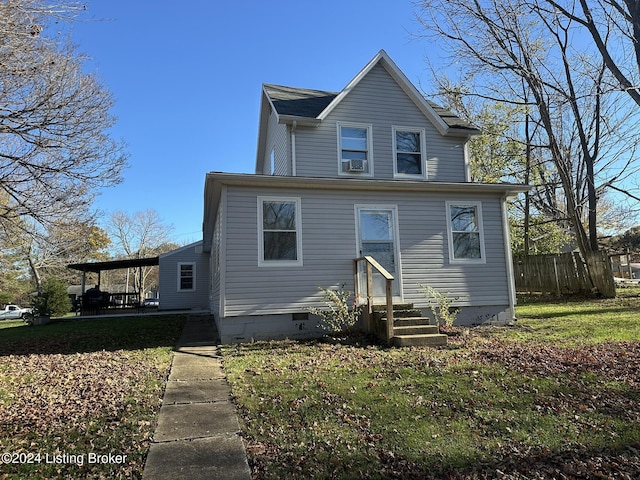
[
  {"left": 278, "top": 114, "right": 322, "bottom": 126},
  {"left": 205, "top": 171, "right": 531, "bottom": 194}
]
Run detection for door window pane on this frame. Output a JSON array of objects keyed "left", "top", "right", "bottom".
[
  {"left": 361, "top": 241, "right": 395, "bottom": 272},
  {"left": 360, "top": 212, "right": 392, "bottom": 241}
]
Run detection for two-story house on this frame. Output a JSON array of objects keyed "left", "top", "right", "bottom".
[{"left": 161, "top": 50, "right": 528, "bottom": 343}]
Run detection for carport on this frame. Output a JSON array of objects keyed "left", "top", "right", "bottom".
[{"left": 68, "top": 257, "right": 159, "bottom": 313}]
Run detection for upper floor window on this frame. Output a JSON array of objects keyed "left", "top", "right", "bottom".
[
  {"left": 178, "top": 263, "right": 196, "bottom": 291},
  {"left": 393, "top": 126, "right": 426, "bottom": 178},
  {"left": 338, "top": 122, "right": 373, "bottom": 176},
  {"left": 269, "top": 148, "right": 275, "bottom": 175},
  {"left": 258, "top": 196, "right": 303, "bottom": 266},
  {"left": 446, "top": 201, "right": 486, "bottom": 263}
]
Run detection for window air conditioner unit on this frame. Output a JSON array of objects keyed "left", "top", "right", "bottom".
[{"left": 347, "top": 159, "right": 366, "bottom": 172}]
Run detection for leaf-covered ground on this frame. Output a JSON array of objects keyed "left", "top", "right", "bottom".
[
  {"left": 222, "top": 292, "right": 640, "bottom": 479},
  {"left": 0, "top": 315, "right": 185, "bottom": 479}
]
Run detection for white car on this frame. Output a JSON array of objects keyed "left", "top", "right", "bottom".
[
  {"left": 142, "top": 297, "right": 159, "bottom": 307},
  {"left": 0, "top": 304, "right": 33, "bottom": 320}
]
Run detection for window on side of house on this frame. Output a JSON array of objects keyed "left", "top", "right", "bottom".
[
  {"left": 446, "top": 202, "right": 486, "bottom": 263},
  {"left": 258, "top": 196, "right": 302, "bottom": 266},
  {"left": 393, "top": 126, "right": 426, "bottom": 178},
  {"left": 178, "top": 262, "right": 196, "bottom": 291},
  {"left": 269, "top": 148, "right": 275, "bottom": 175},
  {"left": 338, "top": 123, "right": 372, "bottom": 176}
]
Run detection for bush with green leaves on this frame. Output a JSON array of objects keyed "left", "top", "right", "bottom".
[
  {"left": 31, "top": 278, "right": 71, "bottom": 317},
  {"left": 419, "top": 284, "right": 462, "bottom": 327},
  {"left": 307, "top": 284, "right": 361, "bottom": 334}
]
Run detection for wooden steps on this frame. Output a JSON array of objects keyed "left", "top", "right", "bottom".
[{"left": 371, "top": 305, "right": 448, "bottom": 347}]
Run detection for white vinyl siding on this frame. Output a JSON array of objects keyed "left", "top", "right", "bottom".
[
  {"left": 220, "top": 185, "right": 508, "bottom": 318},
  {"left": 158, "top": 241, "right": 210, "bottom": 311},
  {"left": 292, "top": 64, "right": 467, "bottom": 181},
  {"left": 262, "top": 110, "right": 290, "bottom": 175}
]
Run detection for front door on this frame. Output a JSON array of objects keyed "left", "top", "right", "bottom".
[{"left": 356, "top": 206, "right": 401, "bottom": 301}]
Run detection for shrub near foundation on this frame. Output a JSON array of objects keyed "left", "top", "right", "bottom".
[{"left": 307, "top": 284, "right": 361, "bottom": 334}]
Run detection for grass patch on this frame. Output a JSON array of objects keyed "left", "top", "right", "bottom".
[
  {"left": 222, "top": 287, "right": 640, "bottom": 479},
  {"left": 512, "top": 285, "right": 640, "bottom": 345},
  {"left": 0, "top": 315, "right": 185, "bottom": 479}
]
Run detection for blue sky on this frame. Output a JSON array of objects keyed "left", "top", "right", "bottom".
[{"left": 69, "top": 1, "right": 436, "bottom": 245}]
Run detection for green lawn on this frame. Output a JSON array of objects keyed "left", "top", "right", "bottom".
[
  {"left": 222, "top": 286, "right": 640, "bottom": 479},
  {"left": 0, "top": 315, "right": 185, "bottom": 479},
  {"left": 512, "top": 285, "right": 640, "bottom": 345}
]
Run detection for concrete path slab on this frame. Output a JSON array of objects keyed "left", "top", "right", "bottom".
[
  {"left": 163, "top": 379, "right": 232, "bottom": 405},
  {"left": 144, "top": 435, "right": 249, "bottom": 480},
  {"left": 142, "top": 314, "right": 251, "bottom": 480},
  {"left": 153, "top": 402, "right": 241, "bottom": 442},
  {"left": 168, "top": 363, "right": 226, "bottom": 380}
]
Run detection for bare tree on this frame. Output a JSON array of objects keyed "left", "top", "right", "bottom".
[
  {"left": 541, "top": 0, "right": 640, "bottom": 107},
  {"left": 105, "top": 210, "right": 174, "bottom": 296},
  {"left": 416, "top": 0, "right": 640, "bottom": 295},
  {"left": 0, "top": 1, "right": 128, "bottom": 237}
]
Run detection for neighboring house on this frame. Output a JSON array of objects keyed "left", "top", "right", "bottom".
[
  {"left": 158, "top": 241, "right": 210, "bottom": 311},
  {"left": 197, "top": 49, "right": 529, "bottom": 343}
]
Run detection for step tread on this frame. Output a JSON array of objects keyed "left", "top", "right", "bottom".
[
  {"left": 394, "top": 325, "right": 440, "bottom": 334},
  {"left": 393, "top": 333, "right": 448, "bottom": 347},
  {"left": 372, "top": 303, "right": 415, "bottom": 311},
  {"left": 386, "top": 317, "right": 433, "bottom": 325}
]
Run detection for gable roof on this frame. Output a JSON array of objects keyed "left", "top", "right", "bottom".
[
  {"left": 256, "top": 49, "right": 480, "bottom": 173},
  {"left": 263, "top": 84, "right": 338, "bottom": 119},
  {"left": 262, "top": 50, "right": 479, "bottom": 134}
]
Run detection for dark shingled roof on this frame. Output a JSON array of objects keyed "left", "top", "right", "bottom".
[
  {"left": 264, "top": 84, "right": 477, "bottom": 132},
  {"left": 427, "top": 100, "right": 477, "bottom": 131},
  {"left": 264, "top": 84, "right": 338, "bottom": 118}
]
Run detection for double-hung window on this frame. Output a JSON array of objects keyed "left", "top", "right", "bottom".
[
  {"left": 258, "top": 197, "right": 302, "bottom": 266},
  {"left": 446, "top": 202, "right": 485, "bottom": 263},
  {"left": 393, "top": 126, "right": 425, "bottom": 178},
  {"left": 178, "top": 262, "right": 195, "bottom": 291},
  {"left": 338, "top": 122, "right": 372, "bottom": 175}
]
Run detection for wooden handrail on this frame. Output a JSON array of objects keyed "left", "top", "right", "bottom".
[{"left": 353, "top": 256, "right": 395, "bottom": 345}]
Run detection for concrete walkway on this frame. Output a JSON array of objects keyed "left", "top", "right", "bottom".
[{"left": 142, "top": 314, "right": 252, "bottom": 480}]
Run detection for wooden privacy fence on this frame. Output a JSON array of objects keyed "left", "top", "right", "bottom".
[{"left": 513, "top": 251, "right": 615, "bottom": 297}]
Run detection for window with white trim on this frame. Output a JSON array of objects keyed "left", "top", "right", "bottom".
[
  {"left": 258, "top": 197, "right": 302, "bottom": 266},
  {"left": 178, "top": 262, "right": 196, "bottom": 291},
  {"left": 269, "top": 148, "right": 275, "bottom": 175},
  {"left": 446, "top": 202, "right": 486, "bottom": 262},
  {"left": 338, "top": 123, "right": 372, "bottom": 175},
  {"left": 393, "top": 126, "right": 426, "bottom": 178}
]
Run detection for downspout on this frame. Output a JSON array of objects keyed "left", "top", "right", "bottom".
[
  {"left": 501, "top": 191, "right": 517, "bottom": 321},
  {"left": 291, "top": 120, "right": 297, "bottom": 176}
]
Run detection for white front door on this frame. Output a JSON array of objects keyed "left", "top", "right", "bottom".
[{"left": 356, "top": 206, "right": 401, "bottom": 301}]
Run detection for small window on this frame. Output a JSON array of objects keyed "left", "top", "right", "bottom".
[
  {"left": 338, "top": 123, "right": 372, "bottom": 175},
  {"left": 178, "top": 263, "right": 195, "bottom": 291},
  {"left": 269, "top": 148, "right": 275, "bottom": 175},
  {"left": 393, "top": 126, "right": 425, "bottom": 177},
  {"left": 446, "top": 202, "right": 485, "bottom": 263},
  {"left": 258, "top": 197, "right": 303, "bottom": 266}
]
